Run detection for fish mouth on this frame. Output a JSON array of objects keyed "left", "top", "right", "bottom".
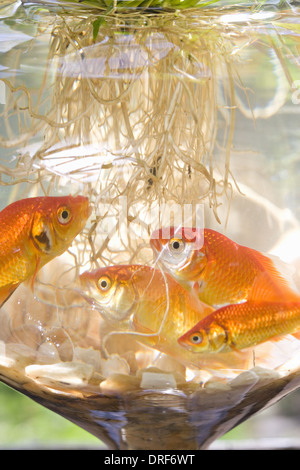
[
  {"left": 76, "top": 287, "right": 112, "bottom": 314},
  {"left": 78, "top": 291, "right": 132, "bottom": 324},
  {"left": 75, "top": 288, "right": 96, "bottom": 306},
  {"left": 177, "top": 334, "right": 191, "bottom": 351},
  {"left": 81, "top": 296, "right": 119, "bottom": 324}
]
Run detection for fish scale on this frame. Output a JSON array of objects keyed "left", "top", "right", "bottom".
[
  {"left": 178, "top": 300, "right": 300, "bottom": 353},
  {"left": 150, "top": 227, "right": 300, "bottom": 306},
  {"left": 0, "top": 253, "right": 29, "bottom": 287},
  {"left": 199, "top": 232, "right": 291, "bottom": 305}
]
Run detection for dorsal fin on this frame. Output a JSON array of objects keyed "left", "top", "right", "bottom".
[
  {"left": 246, "top": 248, "right": 300, "bottom": 301},
  {"left": 248, "top": 269, "right": 300, "bottom": 302},
  {"left": 264, "top": 250, "right": 298, "bottom": 283}
]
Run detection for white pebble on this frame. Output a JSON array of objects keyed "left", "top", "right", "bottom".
[
  {"left": 101, "top": 355, "right": 130, "bottom": 378},
  {"left": 140, "top": 371, "right": 177, "bottom": 389},
  {"left": 25, "top": 361, "right": 94, "bottom": 387}
]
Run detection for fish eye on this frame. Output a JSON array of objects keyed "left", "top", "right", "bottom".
[
  {"left": 97, "top": 276, "right": 112, "bottom": 292},
  {"left": 190, "top": 333, "right": 203, "bottom": 345},
  {"left": 57, "top": 206, "right": 72, "bottom": 224},
  {"left": 169, "top": 238, "right": 185, "bottom": 254}
]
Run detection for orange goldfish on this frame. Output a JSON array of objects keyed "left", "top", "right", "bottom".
[
  {"left": 79, "top": 264, "right": 213, "bottom": 327},
  {"left": 79, "top": 264, "right": 252, "bottom": 369},
  {"left": 0, "top": 195, "right": 91, "bottom": 307},
  {"left": 150, "top": 227, "right": 300, "bottom": 307},
  {"left": 178, "top": 299, "right": 300, "bottom": 354}
]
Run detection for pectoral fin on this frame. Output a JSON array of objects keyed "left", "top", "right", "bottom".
[
  {"left": 0, "top": 284, "right": 19, "bottom": 308},
  {"left": 31, "top": 257, "right": 41, "bottom": 291}
]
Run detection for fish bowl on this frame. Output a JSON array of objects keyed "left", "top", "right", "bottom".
[{"left": 0, "top": 0, "right": 300, "bottom": 450}]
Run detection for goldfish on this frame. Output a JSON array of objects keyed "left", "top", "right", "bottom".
[
  {"left": 79, "top": 264, "right": 252, "bottom": 369},
  {"left": 79, "top": 264, "right": 213, "bottom": 327},
  {"left": 178, "top": 299, "right": 300, "bottom": 354},
  {"left": 0, "top": 195, "right": 91, "bottom": 307},
  {"left": 150, "top": 227, "right": 300, "bottom": 307}
]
